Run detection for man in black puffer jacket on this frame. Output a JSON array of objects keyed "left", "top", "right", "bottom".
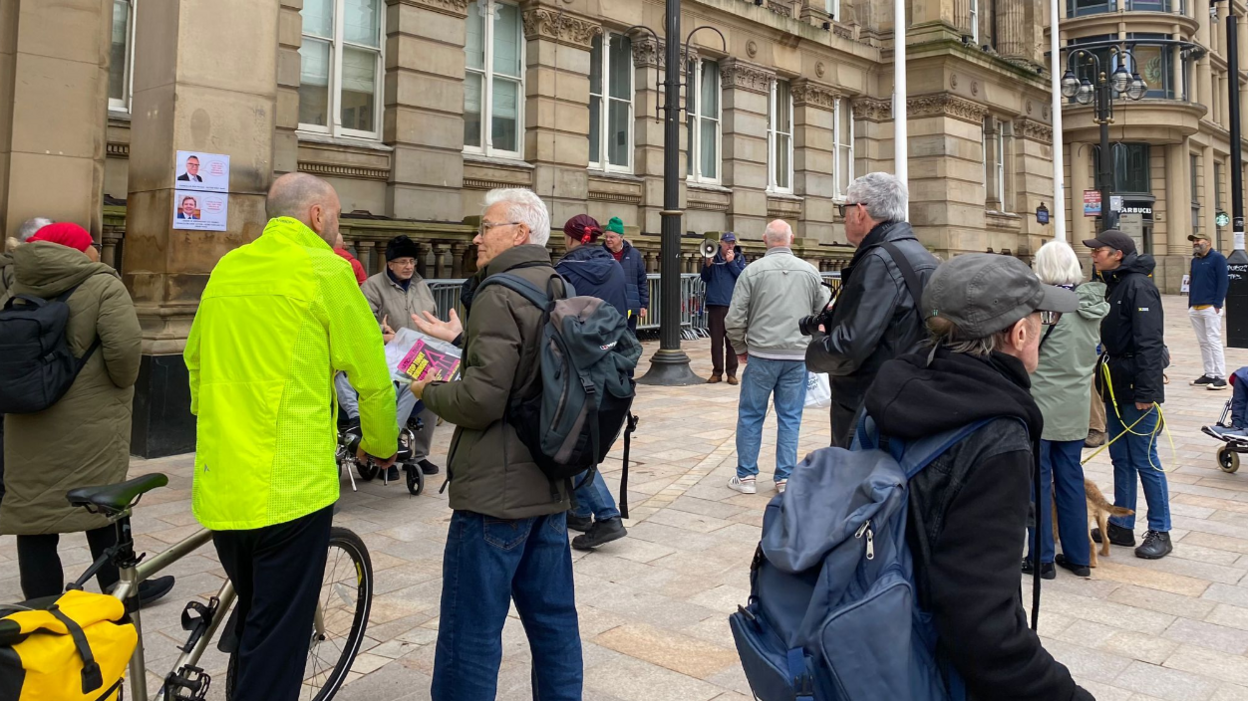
[
  {"left": 1083, "top": 230, "right": 1172, "bottom": 560},
  {"left": 865, "top": 253, "right": 1091, "bottom": 701},
  {"left": 807, "top": 172, "right": 938, "bottom": 447}
]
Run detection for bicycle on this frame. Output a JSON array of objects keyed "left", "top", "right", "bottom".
[{"left": 57, "top": 472, "right": 374, "bottom": 701}]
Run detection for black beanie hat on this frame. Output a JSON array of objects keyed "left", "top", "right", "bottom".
[{"left": 386, "top": 235, "right": 420, "bottom": 261}]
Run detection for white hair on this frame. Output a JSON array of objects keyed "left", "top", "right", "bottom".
[
  {"left": 17, "top": 217, "right": 53, "bottom": 242},
  {"left": 763, "top": 220, "right": 793, "bottom": 246},
  {"left": 483, "top": 188, "right": 551, "bottom": 247},
  {"left": 846, "top": 172, "right": 908, "bottom": 224},
  {"left": 1033, "top": 240, "right": 1083, "bottom": 286}
]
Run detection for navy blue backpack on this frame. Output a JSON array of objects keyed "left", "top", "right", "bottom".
[{"left": 730, "top": 415, "right": 1028, "bottom": 700}]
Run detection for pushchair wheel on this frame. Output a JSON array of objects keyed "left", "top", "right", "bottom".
[
  {"left": 357, "top": 462, "right": 379, "bottom": 481},
  {"left": 406, "top": 465, "right": 424, "bottom": 495},
  {"left": 1217, "top": 445, "right": 1240, "bottom": 474}
]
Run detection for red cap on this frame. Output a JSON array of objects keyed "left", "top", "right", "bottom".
[{"left": 27, "top": 222, "right": 93, "bottom": 253}]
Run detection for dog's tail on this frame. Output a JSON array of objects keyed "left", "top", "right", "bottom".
[{"left": 1086, "top": 479, "right": 1135, "bottom": 516}]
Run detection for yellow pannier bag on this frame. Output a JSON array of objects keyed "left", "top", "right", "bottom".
[{"left": 0, "top": 589, "right": 137, "bottom": 701}]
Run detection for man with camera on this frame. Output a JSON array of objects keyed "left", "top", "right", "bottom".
[
  {"left": 725, "top": 221, "right": 830, "bottom": 495},
  {"left": 806, "top": 172, "right": 938, "bottom": 447}
]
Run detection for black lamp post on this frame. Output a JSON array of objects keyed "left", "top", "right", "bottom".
[{"left": 1060, "top": 47, "right": 1148, "bottom": 232}]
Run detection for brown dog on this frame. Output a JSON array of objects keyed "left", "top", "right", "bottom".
[{"left": 1052, "top": 478, "right": 1134, "bottom": 568}]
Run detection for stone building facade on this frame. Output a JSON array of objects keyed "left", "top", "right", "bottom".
[
  {"left": 1058, "top": 0, "right": 1244, "bottom": 294},
  {"left": 0, "top": 0, "right": 1056, "bottom": 455}
]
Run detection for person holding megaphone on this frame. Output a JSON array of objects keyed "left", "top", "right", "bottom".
[{"left": 702, "top": 232, "right": 746, "bottom": 384}]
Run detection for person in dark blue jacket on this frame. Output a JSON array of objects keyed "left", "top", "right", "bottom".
[
  {"left": 1187, "top": 233, "right": 1230, "bottom": 390},
  {"left": 603, "top": 217, "right": 649, "bottom": 335},
  {"left": 556, "top": 215, "right": 631, "bottom": 552},
  {"left": 700, "top": 232, "right": 746, "bottom": 383}
]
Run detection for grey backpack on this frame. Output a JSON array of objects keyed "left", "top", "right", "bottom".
[{"left": 478, "top": 272, "right": 641, "bottom": 497}]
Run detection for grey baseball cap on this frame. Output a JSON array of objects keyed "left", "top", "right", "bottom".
[{"left": 923, "top": 254, "right": 1079, "bottom": 339}]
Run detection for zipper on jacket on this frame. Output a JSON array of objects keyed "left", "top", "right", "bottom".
[{"left": 855, "top": 520, "right": 875, "bottom": 560}]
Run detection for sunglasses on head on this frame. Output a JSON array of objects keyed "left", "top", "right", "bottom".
[{"left": 1039, "top": 310, "right": 1062, "bottom": 326}]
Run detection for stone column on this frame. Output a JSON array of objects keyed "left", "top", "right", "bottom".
[
  {"left": 995, "top": 0, "right": 1032, "bottom": 62},
  {"left": 904, "top": 94, "right": 990, "bottom": 253},
  {"left": 720, "top": 59, "right": 773, "bottom": 235},
  {"left": 1069, "top": 141, "right": 1092, "bottom": 243},
  {"left": 1166, "top": 141, "right": 1191, "bottom": 255},
  {"left": 521, "top": 6, "right": 599, "bottom": 231},
  {"left": 631, "top": 36, "right": 666, "bottom": 236},
  {"left": 122, "top": 0, "right": 280, "bottom": 456},
  {"left": 1012, "top": 118, "right": 1055, "bottom": 256},
  {"left": 852, "top": 98, "right": 892, "bottom": 179},
  {"left": 792, "top": 80, "right": 837, "bottom": 243},
  {"left": 0, "top": 0, "right": 111, "bottom": 239},
  {"left": 1203, "top": 142, "right": 1217, "bottom": 239},
  {"left": 384, "top": 0, "right": 468, "bottom": 221}
]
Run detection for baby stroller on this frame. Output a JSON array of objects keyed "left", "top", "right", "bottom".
[
  {"left": 337, "top": 415, "right": 426, "bottom": 495},
  {"left": 1201, "top": 368, "right": 1248, "bottom": 474}
]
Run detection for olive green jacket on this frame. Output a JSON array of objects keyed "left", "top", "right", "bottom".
[{"left": 1031, "top": 282, "right": 1110, "bottom": 442}]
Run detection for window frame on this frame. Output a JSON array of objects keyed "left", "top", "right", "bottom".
[
  {"left": 462, "top": 0, "right": 525, "bottom": 159},
  {"left": 686, "top": 59, "right": 723, "bottom": 186},
  {"left": 588, "top": 32, "right": 635, "bottom": 174},
  {"left": 970, "top": 0, "right": 979, "bottom": 44},
  {"left": 767, "top": 78, "right": 794, "bottom": 195},
  {"left": 833, "top": 97, "right": 854, "bottom": 199},
  {"left": 298, "top": 0, "right": 386, "bottom": 141},
  {"left": 109, "top": 0, "right": 137, "bottom": 114},
  {"left": 825, "top": 0, "right": 840, "bottom": 22}
]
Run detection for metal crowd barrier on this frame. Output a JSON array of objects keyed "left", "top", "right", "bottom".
[{"left": 424, "top": 279, "right": 467, "bottom": 322}]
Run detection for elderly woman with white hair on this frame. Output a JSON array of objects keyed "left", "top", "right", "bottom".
[{"left": 1026, "top": 240, "right": 1109, "bottom": 579}]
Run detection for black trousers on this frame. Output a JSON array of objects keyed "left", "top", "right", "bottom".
[
  {"left": 830, "top": 398, "right": 862, "bottom": 449},
  {"left": 17, "top": 526, "right": 121, "bottom": 600},
  {"left": 213, "top": 504, "right": 333, "bottom": 701},
  {"left": 707, "top": 305, "right": 738, "bottom": 376}
]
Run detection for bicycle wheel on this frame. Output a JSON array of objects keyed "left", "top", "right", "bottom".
[{"left": 226, "top": 526, "right": 374, "bottom": 700}]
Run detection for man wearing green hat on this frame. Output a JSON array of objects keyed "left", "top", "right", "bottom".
[{"left": 602, "top": 216, "right": 649, "bottom": 336}]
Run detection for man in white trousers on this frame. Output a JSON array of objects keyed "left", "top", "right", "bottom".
[{"left": 1187, "top": 233, "right": 1229, "bottom": 391}]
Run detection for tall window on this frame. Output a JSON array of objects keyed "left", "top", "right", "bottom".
[
  {"left": 589, "top": 34, "right": 633, "bottom": 172},
  {"left": 982, "top": 118, "right": 1006, "bottom": 207},
  {"left": 834, "top": 98, "right": 854, "bottom": 197},
  {"left": 1068, "top": 35, "right": 1113, "bottom": 102},
  {"left": 768, "top": 80, "right": 793, "bottom": 193},
  {"left": 970, "top": 0, "right": 979, "bottom": 44},
  {"left": 1095, "top": 143, "right": 1151, "bottom": 193},
  {"left": 1192, "top": 153, "right": 1201, "bottom": 237},
  {"left": 109, "top": 0, "right": 135, "bottom": 112},
  {"left": 1066, "top": 0, "right": 1114, "bottom": 16},
  {"left": 299, "top": 0, "right": 384, "bottom": 138},
  {"left": 825, "top": 0, "right": 839, "bottom": 21},
  {"left": 1128, "top": 34, "right": 1174, "bottom": 99},
  {"left": 464, "top": 0, "right": 523, "bottom": 157},
  {"left": 686, "top": 60, "right": 721, "bottom": 184}
]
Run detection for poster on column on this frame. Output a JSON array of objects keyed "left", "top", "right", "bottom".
[
  {"left": 173, "top": 151, "right": 229, "bottom": 192},
  {"left": 173, "top": 190, "right": 228, "bottom": 232}
]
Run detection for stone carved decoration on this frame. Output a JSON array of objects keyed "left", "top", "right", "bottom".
[
  {"left": 950, "top": 74, "right": 958, "bottom": 89},
  {"left": 767, "top": 1, "right": 793, "bottom": 18},
  {"left": 721, "top": 59, "right": 775, "bottom": 95},
  {"left": 815, "top": 61, "right": 825, "bottom": 78},
  {"left": 394, "top": 0, "right": 469, "bottom": 19},
  {"left": 854, "top": 97, "right": 892, "bottom": 122},
  {"left": 906, "top": 94, "right": 990, "bottom": 124},
  {"left": 1013, "top": 118, "right": 1053, "bottom": 143},
  {"left": 971, "top": 80, "right": 979, "bottom": 96},
  {"left": 631, "top": 36, "right": 695, "bottom": 70},
  {"left": 521, "top": 7, "right": 601, "bottom": 50},
  {"left": 747, "top": 40, "right": 758, "bottom": 58},
  {"left": 299, "top": 162, "right": 390, "bottom": 181},
  {"left": 792, "top": 80, "right": 838, "bottom": 110},
  {"left": 833, "top": 25, "right": 852, "bottom": 40}
]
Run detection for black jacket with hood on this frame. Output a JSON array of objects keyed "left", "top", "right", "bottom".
[
  {"left": 1095, "top": 252, "right": 1165, "bottom": 406},
  {"left": 865, "top": 347, "right": 1092, "bottom": 701},
  {"left": 555, "top": 244, "right": 629, "bottom": 319}
]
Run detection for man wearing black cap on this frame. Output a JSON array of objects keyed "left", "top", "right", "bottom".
[
  {"left": 863, "top": 254, "right": 1090, "bottom": 700},
  {"left": 1082, "top": 230, "right": 1172, "bottom": 560}
]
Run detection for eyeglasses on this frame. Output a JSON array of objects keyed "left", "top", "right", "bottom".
[
  {"left": 479, "top": 221, "right": 521, "bottom": 235},
  {"left": 1039, "top": 310, "right": 1062, "bottom": 327},
  {"left": 836, "top": 202, "right": 868, "bottom": 218}
]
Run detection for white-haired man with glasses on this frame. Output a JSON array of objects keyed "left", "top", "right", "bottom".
[{"left": 807, "top": 172, "right": 938, "bottom": 447}]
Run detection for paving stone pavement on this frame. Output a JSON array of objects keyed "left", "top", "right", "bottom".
[{"left": 4, "top": 294, "right": 1248, "bottom": 700}]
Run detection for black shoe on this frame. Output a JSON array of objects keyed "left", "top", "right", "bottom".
[
  {"left": 1192, "top": 374, "right": 1215, "bottom": 386},
  {"left": 111, "top": 575, "right": 176, "bottom": 610},
  {"left": 1136, "top": 530, "right": 1173, "bottom": 559},
  {"left": 566, "top": 513, "right": 593, "bottom": 533},
  {"left": 1055, "top": 554, "right": 1091, "bottom": 577},
  {"left": 1210, "top": 378, "right": 1229, "bottom": 391},
  {"left": 1020, "top": 558, "right": 1056, "bottom": 580},
  {"left": 1084, "top": 430, "right": 1107, "bottom": 448},
  {"left": 386, "top": 466, "right": 400, "bottom": 482},
  {"left": 572, "top": 517, "right": 627, "bottom": 551},
  {"left": 418, "top": 459, "right": 440, "bottom": 475},
  {"left": 1091, "top": 522, "right": 1136, "bottom": 547}
]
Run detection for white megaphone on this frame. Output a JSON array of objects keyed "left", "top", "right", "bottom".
[{"left": 700, "top": 239, "right": 719, "bottom": 258}]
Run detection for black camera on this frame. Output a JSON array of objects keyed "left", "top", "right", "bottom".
[{"left": 799, "top": 282, "right": 840, "bottom": 336}]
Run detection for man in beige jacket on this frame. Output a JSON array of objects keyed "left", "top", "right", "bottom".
[{"left": 338, "top": 235, "right": 440, "bottom": 478}]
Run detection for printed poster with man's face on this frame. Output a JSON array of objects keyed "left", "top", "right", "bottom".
[{"left": 173, "top": 150, "right": 229, "bottom": 231}]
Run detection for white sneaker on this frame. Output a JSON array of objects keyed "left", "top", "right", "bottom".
[
  {"left": 775, "top": 479, "right": 787, "bottom": 494},
  {"left": 728, "top": 475, "right": 757, "bottom": 494}
]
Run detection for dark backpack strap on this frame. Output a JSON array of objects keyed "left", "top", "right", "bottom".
[
  {"left": 48, "top": 605, "right": 104, "bottom": 694},
  {"left": 477, "top": 272, "right": 551, "bottom": 309},
  {"left": 878, "top": 240, "right": 923, "bottom": 315},
  {"left": 1038, "top": 324, "right": 1057, "bottom": 352},
  {"left": 618, "top": 413, "right": 638, "bottom": 519}
]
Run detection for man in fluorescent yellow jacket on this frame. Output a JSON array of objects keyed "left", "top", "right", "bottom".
[{"left": 184, "top": 173, "right": 397, "bottom": 701}]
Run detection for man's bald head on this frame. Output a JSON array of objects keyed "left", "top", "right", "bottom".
[{"left": 266, "top": 173, "right": 341, "bottom": 244}]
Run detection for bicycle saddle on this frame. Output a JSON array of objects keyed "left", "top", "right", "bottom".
[{"left": 66, "top": 473, "right": 169, "bottom": 514}]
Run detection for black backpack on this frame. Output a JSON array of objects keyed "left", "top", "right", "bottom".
[
  {"left": 0, "top": 285, "right": 99, "bottom": 414},
  {"left": 478, "top": 272, "right": 641, "bottom": 507}
]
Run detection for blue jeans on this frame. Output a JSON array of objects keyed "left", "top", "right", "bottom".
[
  {"left": 1106, "top": 402, "right": 1171, "bottom": 532},
  {"left": 572, "top": 470, "right": 620, "bottom": 521},
  {"left": 431, "top": 511, "right": 582, "bottom": 701},
  {"left": 335, "top": 372, "right": 417, "bottom": 425},
  {"left": 1028, "top": 439, "right": 1091, "bottom": 566},
  {"left": 736, "top": 357, "right": 807, "bottom": 482}
]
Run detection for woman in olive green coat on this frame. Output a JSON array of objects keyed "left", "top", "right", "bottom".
[{"left": 0, "top": 225, "right": 172, "bottom": 602}]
